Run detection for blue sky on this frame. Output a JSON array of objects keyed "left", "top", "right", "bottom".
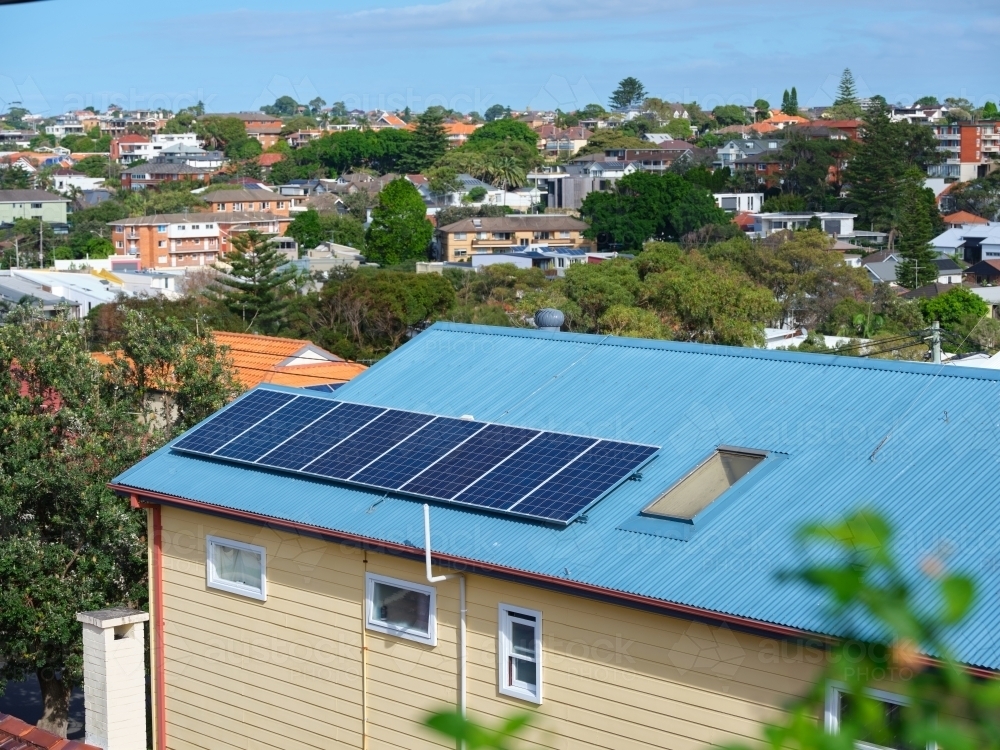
[{"left": 2, "top": 0, "right": 999, "bottom": 116}]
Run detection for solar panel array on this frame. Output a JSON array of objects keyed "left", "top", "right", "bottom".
[{"left": 172, "top": 389, "right": 659, "bottom": 524}]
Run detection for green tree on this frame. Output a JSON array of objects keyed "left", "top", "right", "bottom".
[
  {"left": 598, "top": 304, "right": 669, "bottom": 339},
  {"left": 609, "top": 77, "right": 647, "bottom": 109},
  {"left": 0, "top": 165, "right": 31, "bottom": 190},
  {"left": 308, "top": 97, "right": 326, "bottom": 115},
  {"left": 320, "top": 214, "right": 366, "bottom": 251},
  {"left": 466, "top": 119, "right": 539, "bottom": 149},
  {"left": 894, "top": 171, "right": 940, "bottom": 289},
  {"left": 71, "top": 155, "right": 118, "bottom": 180},
  {"left": 779, "top": 131, "right": 848, "bottom": 207},
  {"left": 563, "top": 260, "right": 641, "bottom": 330},
  {"left": 781, "top": 87, "right": 799, "bottom": 116},
  {"left": 712, "top": 104, "right": 749, "bottom": 126},
  {"left": 914, "top": 95, "right": 940, "bottom": 107},
  {"left": 399, "top": 109, "right": 448, "bottom": 173},
  {"left": 364, "top": 178, "right": 434, "bottom": 266},
  {"left": 214, "top": 229, "right": 298, "bottom": 334},
  {"left": 483, "top": 104, "right": 507, "bottom": 122},
  {"left": 426, "top": 166, "right": 462, "bottom": 202},
  {"left": 280, "top": 115, "right": 318, "bottom": 136},
  {"left": 197, "top": 116, "right": 248, "bottom": 152},
  {"left": 834, "top": 67, "right": 858, "bottom": 105},
  {"left": 753, "top": 99, "right": 770, "bottom": 120},
  {"left": 0, "top": 309, "right": 239, "bottom": 736},
  {"left": 261, "top": 95, "right": 299, "bottom": 117},
  {"left": 920, "top": 286, "right": 988, "bottom": 331},
  {"left": 285, "top": 209, "right": 326, "bottom": 250},
  {"left": 983, "top": 101, "right": 1000, "bottom": 120},
  {"left": 576, "top": 128, "right": 648, "bottom": 157},
  {"left": 484, "top": 155, "right": 526, "bottom": 194}
]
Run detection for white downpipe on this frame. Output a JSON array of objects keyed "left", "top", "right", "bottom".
[{"left": 424, "top": 504, "right": 467, "bottom": 724}]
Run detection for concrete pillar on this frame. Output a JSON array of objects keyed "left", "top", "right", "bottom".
[{"left": 76, "top": 608, "right": 149, "bottom": 750}]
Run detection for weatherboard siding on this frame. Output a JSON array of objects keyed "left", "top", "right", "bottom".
[{"left": 159, "top": 505, "right": 844, "bottom": 750}]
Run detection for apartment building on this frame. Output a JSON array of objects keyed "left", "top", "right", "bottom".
[
  {"left": 435, "top": 214, "right": 593, "bottom": 262},
  {"left": 109, "top": 211, "right": 291, "bottom": 269},
  {"left": 111, "top": 133, "right": 204, "bottom": 164},
  {"left": 929, "top": 121, "right": 1000, "bottom": 182},
  {"left": 204, "top": 189, "right": 291, "bottom": 216},
  {"left": 0, "top": 189, "right": 71, "bottom": 225}
]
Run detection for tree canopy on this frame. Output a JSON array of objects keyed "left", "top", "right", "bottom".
[
  {"left": 609, "top": 77, "right": 647, "bottom": 109},
  {"left": 364, "top": 178, "right": 434, "bottom": 266}
]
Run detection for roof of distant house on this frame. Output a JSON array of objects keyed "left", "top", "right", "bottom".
[
  {"left": 933, "top": 258, "right": 963, "bottom": 273},
  {"left": 211, "top": 331, "right": 366, "bottom": 388},
  {"left": 901, "top": 281, "right": 971, "bottom": 299},
  {"left": 861, "top": 250, "right": 901, "bottom": 265},
  {"left": 109, "top": 211, "right": 285, "bottom": 226},
  {"left": 212, "top": 112, "right": 281, "bottom": 123},
  {"left": 258, "top": 153, "right": 285, "bottom": 167},
  {"left": 123, "top": 163, "right": 215, "bottom": 176},
  {"left": 0, "top": 189, "right": 69, "bottom": 203},
  {"left": 963, "top": 259, "right": 1000, "bottom": 276},
  {"left": 0, "top": 712, "right": 100, "bottom": 750},
  {"left": 943, "top": 210, "right": 989, "bottom": 225},
  {"left": 437, "top": 215, "right": 589, "bottom": 233},
  {"left": 203, "top": 189, "right": 278, "bottom": 203}
]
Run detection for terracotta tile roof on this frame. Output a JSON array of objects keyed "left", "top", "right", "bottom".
[
  {"left": 444, "top": 123, "right": 479, "bottom": 136},
  {"left": 0, "top": 713, "right": 100, "bottom": 750},
  {"left": 211, "top": 332, "right": 366, "bottom": 388},
  {"left": 733, "top": 211, "right": 756, "bottom": 230},
  {"left": 258, "top": 153, "right": 285, "bottom": 167},
  {"left": 943, "top": 210, "right": 988, "bottom": 225}
]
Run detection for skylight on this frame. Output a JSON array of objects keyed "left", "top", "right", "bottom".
[{"left": 642, "top": 447, "right": 767, "bottom": 521}]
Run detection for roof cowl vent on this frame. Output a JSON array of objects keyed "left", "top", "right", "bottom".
[{"left": 534, "top": 308, "right": 564, "bottom": 332}]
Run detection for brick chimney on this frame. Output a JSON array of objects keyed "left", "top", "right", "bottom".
[{"left": 75, "top": 609, "right": 149, "bottom": 750}]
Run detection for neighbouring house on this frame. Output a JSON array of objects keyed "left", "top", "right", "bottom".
[
  {"left": 245, "top": 123, "right": 283, "bottom": 149},
  {"left": 928, "top": 121, "right": 1000, "bottom": 182},
  {"left": 210, "top": 331, "right": 367, "bottom": 389},
  {"left": 110, "top": 322, "right": 1000, "bottom": 750},
  {"left": 443, "top": 122, "right": 480, "bottom": 146},
  {"left": 528, "top": 160, "right": 638, "bottom": 211},
  {"left": 434, "top": 214, "right": 593, "bottom": 262},
  {"left": 730, "top": 153, "right": 783, "bottom": 184},
  {"left": 963, "top": 258, "right": 1000, "bottom": 285},
  {"left": 287, "top": 129, "right": 323, "bottom": 148},
  {"left": 109, "top": 211, "right": 292, "bottom": 269},
  {"left": 471, "top": 247, "right": 622, "bottom": 276},
  {"left": 121, "top": 162, "right": 216, "bottom": 190},
  {"left": 369, "top": 111, "right": 408, "bottom": 130},
  {"left": 51, "top": 168, "right": 105, "bottom": 193},
  {"left": 542, "top": 127, "right": 592, "bottom": 157},
  {"left": 714, "top": 138, "right": 782, "bottom": 168},
  {"left": 0, "top": 270, "right": 81, "bottom": 317},
  {"left": 0, "top": 189, "right": 71, "bottom": 225},
  {"left": 752, "top": 211, "right": 856, "bottom": 238},
  {"left": 752, "top": 113, "right": 811, "bottom": 133},
  {"left": 931, "top": 224, "right": 1000, "bottom": 263},
  {"left": 713, "top": 192, "right": 763, "bottom": 213},
  {"left": 111, "top": 133, "right": 203, "bottom": 164},
  {"left": 4, "top": 269, "right": 120, "bottom": 316},
  {"left": 203, "top": 189, "right": 290, "bottom": 216},
  {"left": 943, "top": 210, "right": 989, "bottom": 228}
]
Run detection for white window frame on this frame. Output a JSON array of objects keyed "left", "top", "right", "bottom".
[
  {"left": 825, "top": 683, "right": 925, "bottom": 750},
  {"left": 365, "top": 572, "right": 437, "bottom": 646},
  {"left": 205, "top": 535, "right": 267, "bottom": 601},
  {"left": 498, "top": 604, "right": 542, "bottom": 704}
]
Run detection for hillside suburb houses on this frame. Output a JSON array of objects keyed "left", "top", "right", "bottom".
[{"left": 109, "top": 322, "right": 1000, "bottom": 750}]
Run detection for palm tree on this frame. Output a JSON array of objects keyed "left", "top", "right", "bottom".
[{"left": 485, "top": 155, "right": 526, "bottom": 206}]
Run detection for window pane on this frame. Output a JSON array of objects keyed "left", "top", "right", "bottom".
[
  {"left": 373, "top": 582, "right": 430, "bottom": 634},
  {"left": 511, "top": 621, "right": 536, "bottom": 658},
  {"left": 840, "top": 694, "right": 914, "bottom": 750},
  {"left": 644, "top": 449, "right": 765, "bottom": 520},
  {"left": 511, "top": 657, "right": 536, "bottom": 687},
  {"left": 213, "top": 544, "right": 262, "bottom": 590}
]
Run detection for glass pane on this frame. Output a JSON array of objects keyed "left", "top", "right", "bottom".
[
  {"left": 840, "top": 694, "right": 914, "bottom": 750},
  {"left": 644, "top": 449, "right": 765, "bottom": 520},
  {"left": 511, "top": 621, "right": 536, "bottom": 658},
  {"left": 213, "top": 544, "right": 262, "bottom": 590},
  {"left": 373, "top": 582, "right": 430, "bottom": 634},
  {"left": 511, "top": 657, "right": 536, "bottom": 688}
]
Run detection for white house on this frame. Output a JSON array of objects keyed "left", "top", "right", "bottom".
[
  {"left": 753, "top": 212, "right": 856, "bottom": 238},
  {"left": 52, "top": 170, "right": 105, "bottom": 193},
  {"left": 714, "top": 193, "right": 763, "bottom": 213}
]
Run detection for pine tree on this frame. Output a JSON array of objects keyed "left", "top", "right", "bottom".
[
  {"left": 609, "top": 77, "right": 648, "bottom": 110},
  {"left": 834, "top": 68, "right": 858, "bottom": 106},
  {"left": 781, "top": 90, "right": 790, "bottom": 113},
  {"left": 399, "top": 109, "right": 448, "bottom": 173},
  {"left": 894, "top": 170, "right": 939, "bottom": 289},
  {"left": 214, "top": 229, "right": 298, "bottom": 334},
  {"left": 782, "top": 88, "right": 799, "bottom": 116}
]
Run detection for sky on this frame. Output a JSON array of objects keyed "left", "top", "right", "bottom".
[{"left": 2, "top": 0, "right": 999, "bottom": 117}]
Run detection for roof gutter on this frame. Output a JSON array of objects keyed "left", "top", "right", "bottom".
[{"left": 112, "top": 483, "right": 1000, "bottom": 680}]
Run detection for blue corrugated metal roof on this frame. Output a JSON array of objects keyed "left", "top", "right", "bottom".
[{"left": 113, "top": 323, "right": 1000, "bottom": 669}]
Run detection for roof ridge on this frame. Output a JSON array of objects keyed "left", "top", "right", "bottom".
[{"left": 426, "top": 322, "right": 1000, "bottom": 381}]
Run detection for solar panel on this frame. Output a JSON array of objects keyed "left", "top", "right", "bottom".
[
  {"left": 172, "top": 389, "right": 659, "bottom": 525},
  {"left": 172, "top": 390, "right": 296, "bottom": 455},
  {"left": 400, "top": 424, "right": 540, "bottom": 500},
  {"left": 510, "top": 441, "right": 660, "bottom": 522}
]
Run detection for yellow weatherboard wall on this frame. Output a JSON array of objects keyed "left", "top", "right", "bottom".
[{"left": 158, "top": 505, "right": 848, "bottom": 750}]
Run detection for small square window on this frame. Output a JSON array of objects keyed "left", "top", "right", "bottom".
[
  {"left": 206, "top": 535, "right": 266, "bottom": 601},
  {"left": 643, "top": 447, "right": 766, "bottom": 521},
  {"left": 365, "top": 573, "right": 436, "bottom": 645},
  {"left": 498, "top": 604, "right": 542, "bottom": 703},
  {"left": 157, "top": 225, "right": 167, "bottom": 233}
]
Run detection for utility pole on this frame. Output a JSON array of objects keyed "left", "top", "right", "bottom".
[
  {"left": 925, "top": 320, "right": 942, "bottom": 364},
  {"left": 38, "top": 219, "right": 43, "bottom": 268}
]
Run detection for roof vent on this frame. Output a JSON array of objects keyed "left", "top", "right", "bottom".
[
  {"left": 534, "top": 308, "right": 564, "bottom": 332},
  {"left": 460, "top": 414, "right": 475, "bottom": 421}
]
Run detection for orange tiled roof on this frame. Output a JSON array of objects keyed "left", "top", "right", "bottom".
[
  {"left": 750, "top": 122, "right": 779, "bottom": 134},
  {"left": 0, "top": 712, "right": 100, "bottom": 750},
  {"left": 943, "top": 210, "right": 988, "bottom": 225},
  {"left": 763, "top": 113, "right": 810, "bottom": 124},
  {"left": 211, "top": 331, "right": 365, "bottom": 388},
  {"left": 444, "top": 123, "right": 479, "bottom": 136},
  {"left": 258, "top": 153, "right": 285, "bottom": 167}
]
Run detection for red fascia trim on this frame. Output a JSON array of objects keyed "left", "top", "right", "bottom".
[{"left": 113, "top": 484, "right": 1000, "bottom": 680}]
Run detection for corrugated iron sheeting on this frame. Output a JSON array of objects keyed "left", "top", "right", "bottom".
[{"left": 114, "top": 323, "right": 1000, "bottom": 670}]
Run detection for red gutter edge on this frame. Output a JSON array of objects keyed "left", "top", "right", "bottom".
[
  {"left": 131, "top": 494, "right": 166, "bottom": 750},
  {"left": 116, "top": 484, "right": 1000, "bottom": 681}
]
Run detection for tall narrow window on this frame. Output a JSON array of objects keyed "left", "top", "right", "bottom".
[
  {"left": 498, "top": 605, "right": 542, "bottom": 703},
  {"left": 825, "top": 686, "right": 921, "bottom": 750},
  {"left": 206, "top": 536, "right": 266, "bottom": 600}
]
